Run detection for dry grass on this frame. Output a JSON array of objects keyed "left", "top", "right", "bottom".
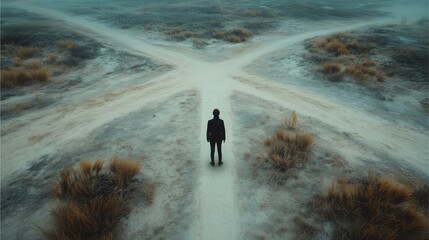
[
  {"left": 307, "top": 32, "right": 388, "bottom": 86},
  {"left": 43, "top": 158, "right": 142, "bottom": 240},
  {"left": 317, "top": 175, "right": 429, "bottom": 239},
  {"left": 164, "top": 28, "right": 194, "bottom": 41},
  {"left": 345, "top": 63, "right": 385, "bottom": 83},
  {"left": 320, "top": 63, "right": 342, "bottom": 74},
  {"left": 23, "top": 60, "right": 43, "bottom": 69},
  {"left": 264, "top": 131, "right": 313, "bottom": 172},
  {"left": 1, "top": 68, "right": 48, "bottom": 88},
  {"left": 16, "top": 47, "right": 39, "bottom": 59},
  {"left": 226, "top": 35, "right": 242, "bottom": 43},
  {"left": 285, "top": 111, "right": 298, "bottom": 129},
  {"left": 213, "top": 31, "right": 225, "bottom": 39},
  {"left": 144, "top": 24, "right": 153, "bottom": 30},
  {"left": 326, "top": 39, "right": 348, "bottom": 55},
  {"left": 56, "top": 40, "right": 77, "bottom": 50},
  {"left": 264, "top": 112, "right": 313, "bottom": 173},
  {"left": 225, "top": 28, "right": 253, "bottom": 43}
]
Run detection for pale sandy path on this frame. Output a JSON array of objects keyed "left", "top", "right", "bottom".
[{"left": 4, "top": 4, "right": 427, "bottom": 240}]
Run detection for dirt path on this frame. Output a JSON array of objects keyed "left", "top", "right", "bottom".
[{"left": 5, "top": 4, "right": 427, "bottom": 239}]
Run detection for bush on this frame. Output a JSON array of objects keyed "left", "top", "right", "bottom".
[
  {"left": 320, "top": 63, "right": 342, "bottom": 74},
  {"left": 43, "top": 158, "right": 142, "bottom": 240},
  {"left": 326, "top": 39, "right": 348, "bottom": 55},
  {"left": 285, "top": 111, "right": 298, "bottom": 129},
  {"left": 213, "top": 31, "right": 225, "bottom": 39},
  {"left": 345, "top": 63, "right": 385, "bottom": 84},
  {"left": 225, "top": 28, "right": 253, "bottom": 43},
  {"left": 264, "top": 130, "right": 313, "bottom": 172},
  {"left": 16, "top": 47, "right": 39, "bottom": 59},
  {"left": 1, "top": 69, "right": 48, "bottom": 88},
  {"left": 318, "top": 175, "right": 429, "bottom": 240},
  {"left": 56, "top": 40, "right": 77, "bottom": 50}
]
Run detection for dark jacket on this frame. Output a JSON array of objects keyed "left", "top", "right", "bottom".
[{"left": 207, "top": 116, "right": 225, "bottom": 142}]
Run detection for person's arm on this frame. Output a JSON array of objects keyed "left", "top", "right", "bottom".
[
  {"left": 206, "top": 121, "right": 210, "bottom": 142},
  {"left": 221, "top": 120, "right": 225, "bottom": 142}
]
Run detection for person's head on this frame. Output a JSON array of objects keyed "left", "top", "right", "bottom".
[{"left": 213, "top": 109, "right": 220, "bottom": 116}]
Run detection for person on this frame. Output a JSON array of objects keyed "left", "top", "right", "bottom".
[{"left": 206, "top": 108, "right": 225, "bottom": 166}]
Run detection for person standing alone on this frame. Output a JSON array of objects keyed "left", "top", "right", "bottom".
[{"left": 207, "top": 109, "right": 225, "bottom": 166}]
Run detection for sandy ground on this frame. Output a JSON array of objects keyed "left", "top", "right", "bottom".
[{"left": 1, "top": 2, "right": 428, "bottom": 240}]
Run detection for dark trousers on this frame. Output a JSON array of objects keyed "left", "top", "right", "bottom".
[{"left": 210, "top": 140, "right": 222, "bottom": 163}]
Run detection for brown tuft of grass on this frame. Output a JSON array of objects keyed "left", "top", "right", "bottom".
[
  {"left": 23, "top": 60, "right": 43, "bottom": 69},
  {"left": 326, "top": 39, "right": 348, "bottom": 55},
  {"left": 56, "top": 40, "right": 77, "bottom": 50},
  {"left": 226, "top": 35, "right": 242, "bottom": 43},
  {"left": 213, "top": 31, "right": 225, "bottom": 39},
  {"left": 345, "top": 63, "right": 385, "bottom": 84},
  {"left": 320, "top": 63, "right": 341, "bottom": 74},
  {"left": 1, "top": 68, "right": 48, "bottom": 89},
  {"left": 182, "top": 31, "right": 193, "bottom": 38},
  {"left": 361, "top": 59, "right": 375, "bottom": 67},
  {"left": 110, "top": 157, "right": 141, "bottom": 183},
  {"left": 144, "top": 24, "right": 153, "bottom": 30},
  {"left": 31, "top": 69, "right": 49, "bottom": 82},
  {"left": 47, "top": 53, "right": 58, "bottom": 63},
  {"left": 319, "top": 175, "right": 429, "bottom": 239},
  {"left": 16, "top": 47, "right": 39, "bottom": 59},
  {"left": 412, "top": 182, "right": 429, "bottom": 209},
  {"left": 264, "top": 130, "right": 313, "bottom": 172},
  {"left": 225, "top": 28, "right": 253, "bottom": 43},
  {"left": 285, "top": 111, "right": 298, "bottom": 129},
  {"left": 44, "top": 158, "right": 142, "bottom": 240},
  {"left": 347, "top": 41, "right": 368, "bottom": 54}
]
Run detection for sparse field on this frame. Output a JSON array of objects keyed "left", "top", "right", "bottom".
[{"left": 1, "top": 1, "right": 428, "bottom": 240}]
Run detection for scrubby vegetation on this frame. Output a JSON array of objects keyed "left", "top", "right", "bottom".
[
  {"left": 305, "top": 22, "right": 428, "bottom": 90},
  {"left": 0, "top": 39, "right": 99, "bottom": 89},
  {"left": 313, "top": 174, "right": 429, "bottom": 239},
  {"left": 264, "top": 112, "right": 313, "bottom": 174},
  {"left": 306, "top": 32, "right": 385, "bottom": 85},
  {"left": 41, "top": 157, "right": 143, "bottom": 240}
]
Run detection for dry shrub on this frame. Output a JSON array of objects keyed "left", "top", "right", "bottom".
[
  {"left": 226, "top": 35, "right": 242, "bottom": 43},
  {"left": 182, "top": 31, "right": 193, "bottom": 38},
  {"left": 326, "top": 39, "right": 348, "bottom": 55},
  {"left": 226, "top": 28, "right": 253, "bottom": 43},
  {"left": 412, "top": 182, "right": 429, "bottom": 209},
  {"left": 345, "top": 63, "right": 385, "bottom": 84},
  {"left": 213, "top": 31, "right": 225, "bottom": 39},
  {"left": 264, "top": 130, "right": 313, "bottom": 172},
  {"left": 56, "top": 40, "right": 77, "bottom": 50},
  {"left": 319, "top": 175, "right": 429, "bottom": 240},
  {"left": 110, "top": 157, "right": 141, "bottom": 184},
  {"left": 285, "top": 111, "right": 298, "bottom": 129},
  {"left": 16, "top": 47, "right": 39, "bottom": 59},
  {"left": 144, "top": 24, "right": 153, "bottom": 30},
  {"left": 30, "top": 69, "right": 49, "bottom": 82},
  {"left": 361, "top": 59, "right": 375, "bottom": 67},
  {"left": 347, "top": 41, "right": 368, "bottom": 54},
  {"left": 311, "top": 38, "right": 328, "bottom": 49},
  {"left": 320, "top": 63, "right": 341, "bottom": 74},
  {"left": 24, "top": 60, "right": 43, "bottom": 69},
  {"left": 44, "top": 158, "right": 142, "bottom": 240},
  {"left": 0, "top": 68, "right": 48, "bottom": 88},
  {"left": 47, "top": 53, "right": 58, "bottom": 63}
]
